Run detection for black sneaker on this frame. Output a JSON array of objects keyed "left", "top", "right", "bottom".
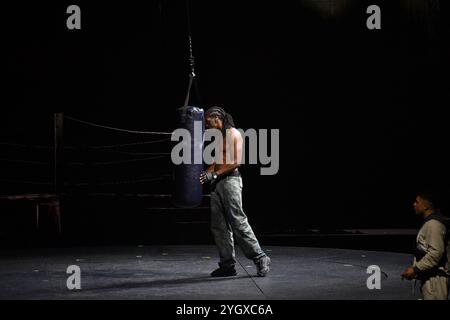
[
  {"left": 255, "top": 255, "right": 271, "bottom": 277},
  {"left": 210, "top": 266, "right": 237, "bottom": 277}
]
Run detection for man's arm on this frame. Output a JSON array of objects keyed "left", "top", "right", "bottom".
[{"left": 206, "top": 163, "right": 216, "bottom": 173}]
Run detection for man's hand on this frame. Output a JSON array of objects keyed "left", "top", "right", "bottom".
[
  {"left": 401, "top": 267, "right": 416, "bottom": 280},
  {"left": 200, "top": 171, "right": 218, "bottom": 185}
]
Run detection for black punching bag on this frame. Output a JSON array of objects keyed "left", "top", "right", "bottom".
[{"left": 173, "top": 106, "right": 204, "bottom": 208}]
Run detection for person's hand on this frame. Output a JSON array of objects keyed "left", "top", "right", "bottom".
[
  {"left": 200, "top": 171, "right": 218, "bottom": 185},
  {"left": 401, "top": 267, "right": 416, "bottom": 280}
]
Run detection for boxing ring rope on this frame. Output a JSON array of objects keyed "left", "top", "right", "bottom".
[
  {"left": 0, "top": 158, "right": 49, "bottom": 166},
  {"left": 0, "top": 142, "right": 54, "bottom": 149},
  {"left": 0, "top": 139, "right": 171, "bottom": 150},
  {"left": 90, "top": 138, "right": 171, "bottom": 149},
  {"left": 71, "top": 174, "right": 172, "bottom": 188},
  {"left": 60, "top": 114, "right": 174, "bottom": 188},
  {"left": 64, "top": 115, "right": 173, "bottom": 136},
  {"left": 0, "top": 140, "right": 54, "bottom": 188},
  {"left": 68, "top": 155, "right": 170, "bottom": 166},
  {"left": 0, "top": 178, "right": 52, "bottom": 186}
]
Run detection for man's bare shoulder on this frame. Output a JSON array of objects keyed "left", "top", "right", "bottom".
[{"left": 226, "top": 128, "right": 242, "bottom": 139}]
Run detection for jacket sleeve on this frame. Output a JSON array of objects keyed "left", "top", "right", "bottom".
[{"left": 414, "top": 220, "right": 446, "bottom": 273}]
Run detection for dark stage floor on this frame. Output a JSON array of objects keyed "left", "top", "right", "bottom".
[{"left": 0, "top": 245, "right": 419, "bottom": 300}]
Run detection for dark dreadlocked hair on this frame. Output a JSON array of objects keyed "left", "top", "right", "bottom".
[{"left": 205, "top": 106, "right": 235, "bottom": 133}]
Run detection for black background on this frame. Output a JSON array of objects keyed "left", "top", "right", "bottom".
[{"left": 2, "top": 1, "right": 450, "bottom": 245}]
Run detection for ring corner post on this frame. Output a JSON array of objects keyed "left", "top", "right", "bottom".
[{"left": 54, "top": 112, "right": 64, "bottom": 236}]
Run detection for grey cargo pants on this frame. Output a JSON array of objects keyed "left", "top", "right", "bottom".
[{"left": 210, "top": 175, "right": 266, "bottom": 268}]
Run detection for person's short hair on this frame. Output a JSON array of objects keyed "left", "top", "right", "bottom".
[{"left": 417, "top": 191, "right": 441, "bottom": 210}]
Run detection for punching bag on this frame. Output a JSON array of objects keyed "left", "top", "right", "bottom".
[{"left": 173, "top": 106, "right": 204, "bottom": 208}]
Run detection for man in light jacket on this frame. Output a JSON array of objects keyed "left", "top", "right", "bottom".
[{"left": 401, "top": 192, "right": 449, "bottom": 300}]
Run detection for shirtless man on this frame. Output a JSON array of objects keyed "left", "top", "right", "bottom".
[{"left": 199, "top": 106, "right": 271, "bottom": 277}]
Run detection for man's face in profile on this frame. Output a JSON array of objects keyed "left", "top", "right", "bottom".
[
  {"left": 413, "top": 196, "right": 429, "bottom": 215},
  {"left": 205, "top": 116, "right": 221, "bottom": 130}
]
